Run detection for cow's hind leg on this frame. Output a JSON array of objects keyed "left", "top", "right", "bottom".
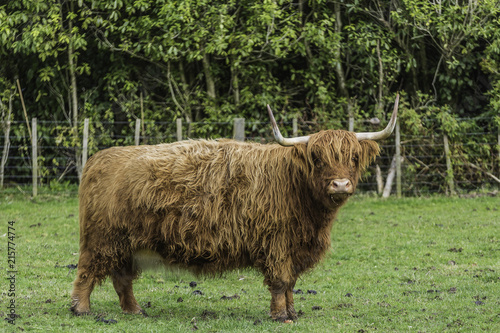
[
  {"left": 70, "top": 251, "right": 101, "bottom": 315},
  {"left": 111, "top": 260, "right": 144, "bottom": 315}
]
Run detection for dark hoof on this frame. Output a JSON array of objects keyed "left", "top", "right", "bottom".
[
  {"left": 122, "top": 307, "right": 146, "bottom": 316},
  {"left": 272, "top": 314, "right": 290, "bottom": 323},
  {"left": 273, "top": 317, "right": 294, "bottom": 323}
]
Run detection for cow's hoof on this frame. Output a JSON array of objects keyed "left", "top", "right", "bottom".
[
  {"left": 272, "top": 314, "right": 290, "bottom": 323},
  {"left": 287, "top": 309, "right": 298, "bottom": 321},
  {"left": 122, "top": 307, "right": 145, "bottom": 316}
]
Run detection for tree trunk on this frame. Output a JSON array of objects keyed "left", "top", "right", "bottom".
[
  {"left": 382, "top": 155, "right": 397, "bottom": 198},
  {"left": 16, "top": 79, "right": 31, "bottom": 140},
  {"left": 333, "top": 2, "right": 347, "bottom": 99},
  {"left": 168, "top": 62, "right": 193, "bottom": 136},
  {"left": 67, "top": 0, "right": 82, "bottom": 181},
  {"left": 383, "top": 155, "right": 404, "bottom": 198},
  {"left": 202, "top": 52, "right": 216, "bottom": 100},
  {"left": 231, "top": 63, "right": 240, "bottom": 108},
  {"left": 140, "top": 91, "right": 145, "bottom": 144},
  {"left": 333, "top": 2, "right": 354, "bottom": 125},
  {"left": 178, "top": 61, "right": 193, "bottom": 136},
  {"left": 376, "top": 39, "right": 385, "bottom": 114}
]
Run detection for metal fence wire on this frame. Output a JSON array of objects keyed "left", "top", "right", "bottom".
[{"left": 1, "top": 117, "right": 499, "bottom": 196}]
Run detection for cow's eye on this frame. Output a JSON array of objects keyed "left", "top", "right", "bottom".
[
  {"left": 315, "top": 159, "right": 324, "bottom": 169},
  {"left": 312, "top": 152, "right": 324, "bottom": 169},
  {"left": 352, "top": 156, "right": 359, "bottom": 164}
]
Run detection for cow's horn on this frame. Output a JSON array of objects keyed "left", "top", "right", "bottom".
[
  {"left": 267, "top": 105, "right": 310, "bottom": 146},
  {"left": 355, "top": 93, "right": 399, "bottom": 141}
]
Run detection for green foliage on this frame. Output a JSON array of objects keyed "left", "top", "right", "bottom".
[
  {"left": 436, "top": 109, "right": 459, "bottom": 137},
  {"left": 2, "top": 0, "right": 498, "bottom": 121},
  {"left": 0, "top": 0, "right": 499, "bottom": 190}
]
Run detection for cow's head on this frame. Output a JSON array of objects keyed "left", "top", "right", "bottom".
[{"left": 267, "top": 94, "right": 399, "bottom": 209}]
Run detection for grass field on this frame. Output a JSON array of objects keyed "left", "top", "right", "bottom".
[{"left": 1, "top": 192, "right": 499, "bottom": 332}]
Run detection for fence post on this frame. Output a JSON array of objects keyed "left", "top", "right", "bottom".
[
  {"left": 348, "top": 115, "right": 354, "bottom": 132},
  {"left": 395, "top": 119, "right": 402, "bottom": 198},
  {"left": 293, "top": 118, "right": 298, "bottom": 137},
  {"left": 498, "top": 129, "right": 500, "bottom": 178},
  {"left": 348, "top": 101, "right": 354, "bottom": 132},
  {"left": 135, "top": 119, "right": 141, "bottom": 146},
  {"left": 176, "top": 118, "right": 182, "bottom": 141},
  {"left": 376, "top": 165, "right": 383, "bottom": 195},
  {"left": 32, "top": 118, "right": 37, "bottom": 197},
  {"left": 443, "top": 134, "right": 455, "bottom": 195},
  {"left": 82, "top": 118, "right": 89, "bottom": 172},
  {"left": 233, "top": 118, "right": 245, "bottom": 141}
]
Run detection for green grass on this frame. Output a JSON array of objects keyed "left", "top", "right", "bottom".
[{"left": 1, "top": 193, "right": 499, "bottom": 332}]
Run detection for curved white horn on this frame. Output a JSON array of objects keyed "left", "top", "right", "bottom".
[
  {"left": 355, "top": 93, "right": 399, "bottom": 141},
  {"left": 267, "top": 105, "right": 310, "bottom": 146}
]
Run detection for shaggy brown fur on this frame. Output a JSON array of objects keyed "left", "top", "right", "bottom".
[{"left": 70, "top": 130, "right": 380, "bottom": 322}]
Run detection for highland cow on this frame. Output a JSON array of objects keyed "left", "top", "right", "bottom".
[{"left": 71, "top": 95, "right": 399, "bottom": 322}]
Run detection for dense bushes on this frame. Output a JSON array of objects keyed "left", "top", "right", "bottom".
[{"left": 0, "top": 0, "right": 499, "bottom": 191}]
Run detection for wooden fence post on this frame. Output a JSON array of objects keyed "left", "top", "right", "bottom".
[
  {"left": 348, "top": 101, "right": 354, "bottom": 132},
  {"left": 32, "top": 118, "right": 37, "bottom": 197},
  {"left": 233, "top": 118, "right": 245, "bottom": 141},
  {"left": 176, "top": 118, "right": 182, "bottom": 141},
  {"left": 376, "top": 165, "right": 383, "bottom": 196},
  {"left": 82, "top": 118, "right": 89, "bottom": 172},
  {"left": 293, "top": 118, "right": 298, "bottom": 137},
  {"left": 395, "top": 119, "right": 402, "bottom": 198},
  {"left": 443, "top": 134, "right": 455, "bottom": 195},
  {"left": 135, "top": 119, "right": 141, "bottom": 146}
]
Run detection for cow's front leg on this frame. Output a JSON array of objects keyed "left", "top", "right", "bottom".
[
  {"left": 268, "top": 280, "right": 288, "bottom": 322},
  {"left": 285, "top": 287, "right": 298, "bottom": 321}
]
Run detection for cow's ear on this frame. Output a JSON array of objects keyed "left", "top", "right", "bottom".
[{"left": 359, "top": 140, "right": 380, "bottom": 170}]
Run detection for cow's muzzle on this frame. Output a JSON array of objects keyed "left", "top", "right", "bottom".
[{"left": 328, "top": 178, "right": 353, "bottom": 195}]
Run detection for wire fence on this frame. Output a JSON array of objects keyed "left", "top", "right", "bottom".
[{"left": 1, "top": 117, "right": 499, "bottom": 196}]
